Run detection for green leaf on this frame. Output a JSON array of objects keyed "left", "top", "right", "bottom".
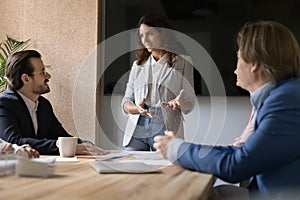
[
  {"left": 0, "top": 53, "right": 4, "bottom": 64},
  {"left": 0, "top": 35, "right": 30, "bottom": 92}
]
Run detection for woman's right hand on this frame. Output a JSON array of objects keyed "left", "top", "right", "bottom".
[
  {"left": 136, "top": 98, "right": 155, "bottom": 118},
  {"left": 124, "top": 99, "right": 154, "bottom": 118}
]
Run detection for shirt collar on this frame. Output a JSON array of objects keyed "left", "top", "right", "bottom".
[
  {"left": 17, "top": 91, "right": 39, "bottom": 112},
  {"left": 250, "top": 82, "right": 275, "bottom": 112},
  {"left": 150, "top": 53, "right": 167, "bottom": 65}
]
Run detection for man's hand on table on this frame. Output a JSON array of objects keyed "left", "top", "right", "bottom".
[
  {"left": 76, "top": 143, "right": 108, "bottom": 155},
  {"left": 154, "top": 131, "right": 176, "bottom": 159},
  {"left": 17, "top": 146, "right": 40, "bottom": 158}
]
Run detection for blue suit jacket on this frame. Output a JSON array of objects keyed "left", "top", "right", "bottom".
[
  {"left": 0, "top": 89, "right": 73, "bottom": 154},
  {"left": 176, "top": 78, "right": 300, "bottom": 198}
]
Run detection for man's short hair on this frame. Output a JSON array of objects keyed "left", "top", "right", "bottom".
[
  {"left": 5, "top": 50, "right": 41, "bottom": 90},
  {"left": 237, "top": 21, "right": 300, "bottom": 82}
]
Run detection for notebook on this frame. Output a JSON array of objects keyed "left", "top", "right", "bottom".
[{"left": 90, "top": 160, "right": 161, "bottom": 174}]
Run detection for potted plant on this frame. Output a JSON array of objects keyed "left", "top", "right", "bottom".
[{"left": 0, "top": 36, "right": 30, "bottom": 92}]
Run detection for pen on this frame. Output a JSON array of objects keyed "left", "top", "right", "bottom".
[
  {"left": 137, "top": 105, "right": 155, "bottom": 118},
  {"left": 100, "top": 156, "right": 125, "bottom": 162}
]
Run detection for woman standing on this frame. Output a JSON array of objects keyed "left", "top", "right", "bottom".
[{"left": 121, "top": 14, "right": 195, "bottom": 151}]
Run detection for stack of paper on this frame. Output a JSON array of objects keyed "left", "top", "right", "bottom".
[
  {"left": 16, "top": 158, "right": 56, "bottom": 178},
  {"left": 90, "top": 160, "right": 161, "bottom": 174},
  {"left": 127, "top": 151, "right": 163, "bottom": 159}
]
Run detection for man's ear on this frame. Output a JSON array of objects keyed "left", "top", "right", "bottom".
[
  {"left": 250, "top": 62, "right": 260, "bottom": 73},
  {"left": 20, "top": 74, "right": 30, "bottom": 84}
]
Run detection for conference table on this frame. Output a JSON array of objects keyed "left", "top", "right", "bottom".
[{"left": 0, "top": 154, "right": 215, "bottom": 200}]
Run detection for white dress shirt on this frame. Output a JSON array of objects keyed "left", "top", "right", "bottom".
[
  {"left": 147, "top": 54, "right": 167, "bottom": 106},
  {"left": 17, "top": 92, "right": 39, "bottom": 135}
]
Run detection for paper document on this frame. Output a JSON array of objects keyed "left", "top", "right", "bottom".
[
  {"left": 55, "top": 157, "right": 78, "bottom": 163},
  {"left": 97, "top": 151, "right": 164, "bottom": 160},
  {"left": 126, "top": 151, "right": 163, "bottom": 159},
  {"left": 96, "top": 152, "right": 130, "bottom": 161},
  {"left": 90, "top": 160, "right": 161, "bottom": 174},
  {"left": 119, "top": 159, "right": 172, "bottom": 166},
  {"left": 32, "top": 157, "right": 56, "bottom": 163}
]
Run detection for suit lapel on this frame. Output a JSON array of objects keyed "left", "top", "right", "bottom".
[{"left": 13, "top": 90, "right": 36, "bottom": 138}]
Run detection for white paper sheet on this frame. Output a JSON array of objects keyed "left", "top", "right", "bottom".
[
  {"left": 119, "top": 159, "right": 172, "bottom": 166},
  {"left": 126, "top": 151, "right": 163, "bottom": 159},
  {"left": 32, "top": 157, "right": 56, "bottom": 163},
  {"left": 55, "top": 157, "right": 78, "bottom": 163},
  {"left": 95, "top": 151, "right": 170, "bottom": 165},
  {"left": 90, "top": 161, "right": 161, "bottom": 174},
  {"left": 95, "top": 152, "right": 130, "bottom": 161}
]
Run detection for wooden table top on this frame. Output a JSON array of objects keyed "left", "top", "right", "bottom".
[{"left": 0, "top": 155, "right": 215, "bottom": 200}]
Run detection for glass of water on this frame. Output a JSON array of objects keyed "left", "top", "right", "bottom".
[{"left": 0, "top": 151, "right": 17, "bottom": 176}]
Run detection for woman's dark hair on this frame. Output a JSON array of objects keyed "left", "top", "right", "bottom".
[
  {"left": 5, "top": 50, "right": 41, "bottom": 90},
  {"left": 136, "top": 14, "right": 184, "bottom": 67}
]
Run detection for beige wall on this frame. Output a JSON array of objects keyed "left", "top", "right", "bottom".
[{"left": 0, "top": 0, "right": 99, "bottom": 142}]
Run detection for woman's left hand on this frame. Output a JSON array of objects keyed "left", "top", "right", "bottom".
[{"left": 161, "top": 89, "right": 184, "bottom": 110}]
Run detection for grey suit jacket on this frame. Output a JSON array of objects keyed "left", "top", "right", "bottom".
[{"left": 121, "top": 55, "right": 195, "bottom": 146}]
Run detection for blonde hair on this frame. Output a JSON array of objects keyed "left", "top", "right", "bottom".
[{"left": 237, "top": 21, "right": 300, "bottom": 82}]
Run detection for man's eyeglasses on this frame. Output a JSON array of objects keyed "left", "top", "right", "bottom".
[{"left": 31, "top": 69, "right": 48, "bottom": 76}]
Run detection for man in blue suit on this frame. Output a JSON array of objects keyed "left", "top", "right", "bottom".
[
  {"left": 0, "top": 50, "right": 106, "bottom": 155},
  {"left": 154, "top": 21, "right": 300, "bottom": 199}
]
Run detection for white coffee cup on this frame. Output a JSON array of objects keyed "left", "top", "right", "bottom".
[{"left": 56, "top": 137, "right": 78, "bottom": 157}]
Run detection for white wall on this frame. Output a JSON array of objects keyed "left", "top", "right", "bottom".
[{"left": 98, "top": 96, "right": 252, "bottom": 149}]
